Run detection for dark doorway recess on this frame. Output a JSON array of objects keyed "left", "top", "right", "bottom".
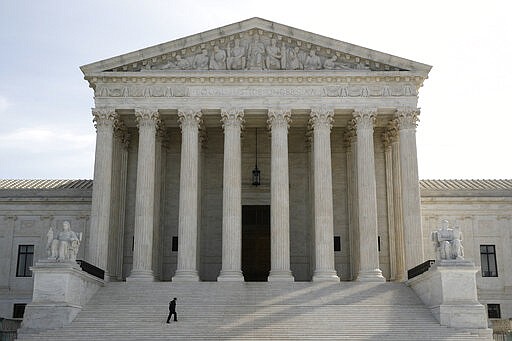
[{"left": 242, "top": 205, "right": 271, "bottom": 282}]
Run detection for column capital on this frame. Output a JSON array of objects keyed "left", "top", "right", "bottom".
[
  {"left": 92, "top": 107, "right": 117, "bottom": 130},
  {"left": 114, "top": 119, "right": 131, "bottom": 149},
  {"left": 395, "top": 107, "right": 420, "bottom": 130},
  {"left": 352, "top": 107, "right": 377, "bottom": 131},
  {"left": 135, "top": 108, "right": 160, "bottom": 128},
  {"left": 382, "top": 120, "right": 400, "bottom": 147},
  {"left": 267, "top": 108, "right": 291, "bottom": 130},
  {"left": 221, "top": 108, "right": 245, "bottom": 130},
  {"left": 343, "top": 126, "right": 357, "bottom": 149},
  {"left": 178, "top": 108, "right": 202, "bottom": 130},
  {"left": 309, "top": 107, "right": 334, "bottom": 131}
]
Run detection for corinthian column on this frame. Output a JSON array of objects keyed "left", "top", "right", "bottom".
[
  {"left": 267, "top": 109, "right": 294, "bottom": 282},
  {"left": 89, "top": 107, "right": 117, "bottom": 274},
  {"left": 128, "top": 108, "right": 160, "bottom": 281},
  {"left": 353, "top": 108, "right": 385, "bottom": 282},
  {"left": 218, "top": 108, "right": 244, "bottom": 281},
  {"left": 310, "top": 108, "right": 340, "bottom": 281},
  {"left": 396, "top": 107, "right": 424, "bottom": 270},
  {"left": 173, "top": 109, "right": 202, "bottom": 282}
]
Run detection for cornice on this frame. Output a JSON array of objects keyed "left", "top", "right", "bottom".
[{"left": 85, "top": 70, "right": 426, "bottom": 86}]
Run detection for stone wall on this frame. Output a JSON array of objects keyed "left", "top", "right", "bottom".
[
  {"left": 421, "top": 188, "right": 512, "bottom": 321},
  {"left": 0, "top": 188, "right": 92, "bottom": 318}
]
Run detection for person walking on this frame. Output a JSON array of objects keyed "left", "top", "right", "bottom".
[{"left": 166, "top": 297, "right": 178, "bottom": 323}]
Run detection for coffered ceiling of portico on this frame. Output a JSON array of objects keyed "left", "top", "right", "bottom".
[{"left": 81, "top": 17, "right": 431, "bottom": 77}]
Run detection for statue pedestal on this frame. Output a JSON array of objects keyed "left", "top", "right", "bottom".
[
  {"left": 407, "top": 260, "right": 491, "bottom": 336},
  {"left": 19, "top": 260, "right": 104, "bottom": 333}
]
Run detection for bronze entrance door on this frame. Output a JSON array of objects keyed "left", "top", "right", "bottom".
[{"left": 242, "top": 205, "right": 270, "bottom": 281}]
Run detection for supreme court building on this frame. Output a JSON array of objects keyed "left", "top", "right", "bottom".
[
  {"left": 80, "top": 17, "right": 430, "bottom": 283},
  {"left": 2, "top": 18, "right": 512, "bottom": 332}
]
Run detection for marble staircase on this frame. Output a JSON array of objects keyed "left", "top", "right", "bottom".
[{"left": 17, "top": 281, "right": 491, "bottom": 340}]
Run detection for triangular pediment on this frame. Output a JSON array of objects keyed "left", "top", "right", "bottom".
[{"left": 81, "top": 17, "right": 431, "bottom": 75}]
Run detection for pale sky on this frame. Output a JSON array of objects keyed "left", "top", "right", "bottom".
[{"left": 0, "top": 0, "right": 510, "bottom": 180}]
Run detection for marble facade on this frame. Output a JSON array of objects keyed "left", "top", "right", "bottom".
[
  {"left": 80, "top": 17, "right": 430, "bottom": 283},
  {"left": 1, "top": 18, "right": 511, "bottom": 329}
]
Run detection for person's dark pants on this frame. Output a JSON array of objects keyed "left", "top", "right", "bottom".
[{"left": 167, "top": 311, "right": 177, "bottom": 322}]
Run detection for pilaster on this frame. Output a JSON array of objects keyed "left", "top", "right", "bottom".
[
  {"left": 310, "top": 107, "right": 339, "bottom": 281},
  {"left": 353, "top": 108, "right": 385, "bottom": 282},
  {"left": 218, "top": 108, "right": 245, "bottom": 281},
  {"left": 173, "top": 108, "right": 202, "bottom": 282},
  {"left": 267, "top": 108, "right": 294, "bottom": 282}
]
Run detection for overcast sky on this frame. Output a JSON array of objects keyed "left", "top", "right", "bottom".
[{"left": 0, "top": 0, "right": 510, "bottom": 180}]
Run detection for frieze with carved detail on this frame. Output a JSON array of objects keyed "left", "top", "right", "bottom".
[{"left": 94, "top": 84, "right": 417, "bottom": 99}]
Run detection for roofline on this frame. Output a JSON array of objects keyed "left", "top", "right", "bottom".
[{"left": 80, "top": 17, "right": 432, "bottom": 75}]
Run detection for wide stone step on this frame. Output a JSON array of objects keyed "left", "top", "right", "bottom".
[{"left": 16, "top": 282, "right": 492, "bottom": 340}]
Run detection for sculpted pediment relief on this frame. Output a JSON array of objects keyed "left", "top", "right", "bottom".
[
  {"left": 107, "top": 30, "right": 398, "bottom": 72},
  {"left": 82, "top": 18, "right": 431, "bottom": 76}
]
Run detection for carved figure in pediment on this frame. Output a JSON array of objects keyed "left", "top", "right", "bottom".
[
  {"left": 160, "top": 55, "right": 191, "bottom": 70},
  {"left": 193, "top": 49, "right": 210, "bottom": 70},
  {"left": 209, "top": 46, "right": 227, "bottom": 70},
  {"left": 246, "top": 35, "right": 265, "bottom": 70},
  {"left": 304, "top": 50, "right": 322, "bottom": 70},
  {"left": 323, "top": 55, "right": 352, "bottom": 70},
  {"left": 265, "top": 38, "right": 282, "bottom": 70},
  {"left": 226, "top": 39, "right": 246, "bottom": 70},
  {"left": 284, "top": 46, "right": 301, "bottom": 70}
]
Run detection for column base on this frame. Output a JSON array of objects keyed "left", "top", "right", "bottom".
[
  {"left": 268, "top": 270, "right": 294, "bottom": 282},
  {"left": 356, "top": 269, "right": 386, "bottom": 282},
  {"left": 217, "top": 270, "right": 244, "bottom": 282},
  {"left": 312, "top": 270, "right": 340, "bottom": 282},
  {"left": 126, "top": 270, "right": 155, "bottom": 282},
  {"left": 172, "top": 270, "right": 199, "bottom": 282}
]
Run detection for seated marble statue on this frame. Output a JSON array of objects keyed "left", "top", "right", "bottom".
[
  {"left": 431, "top": 219, "right": 464, "bottom": 261},
  {"left": 47, "top": 221, "right": 81, "bottom": 262}
]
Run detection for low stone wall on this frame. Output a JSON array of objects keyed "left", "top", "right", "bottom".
[
  {"left": 407, "top": 260, "right": 492, "bottom": 337},
  {"left": 18, "top": 261, "right": 104, "bottom": 333}
]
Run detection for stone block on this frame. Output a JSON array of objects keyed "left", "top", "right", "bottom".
[
  {"left": 407, "top": 260, "right": 491, "bottom": 333},
  {"left": 19, "top": 261, "right": 104, "bottom": 333}
]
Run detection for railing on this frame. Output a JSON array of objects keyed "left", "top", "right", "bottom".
[
  {"left": 0, "top": 318, "right": 22, "bottom": 341},
  {"left": 407, "top": 259, "right": 435, "bottom": 280},
  {"left": 76, "top": 260, "right": 105, "bottom": 280}
]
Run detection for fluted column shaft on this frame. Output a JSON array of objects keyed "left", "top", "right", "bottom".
[
  {"left": 345, "top": 126, "right": 359, "bottom": 280},
  {"left": 128, "top": 108, "right": 159, "bottom": 281},
  {"left": 391, "top": 131, "right": 406, "bottom": 281},
  {"left": 173, "top": 109, "right": 202, "bottom": 282},
  {"left": 218, "top": 108, "right": 244, "bottom": 281},
  {"left": 89, "top": 108, "right": 117, "bottom": 274},
  {"left": 383, "top": 132, "right": 396, "bottom": 281},
  {"left": 267, "top": 109, "right": 294, "bottom": 282},
  {"left": 353, "top": 109, "right": 385, "bottom": 282},
  {"left": 396, "top": 108, "right": 424, "bottom": 270},
  {"left": 310, "top": 108, "right": 339, "bottom": 281}
]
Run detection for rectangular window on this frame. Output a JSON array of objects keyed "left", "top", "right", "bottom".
[
  {"left": 13, "top": 303, "right": 26, "bottom": 318},
  {"left": 334, "top": 236, "right": 341, "bottom": 252},
  {"left": 172, "top": 236, "right": 178, "bottom": 252},
  {"left": 480, "top": 245, "right": 498, "bottom": 277},
  {"left": 487, "top": 304, "right": 501, "bottom": 319},
  {"left": 16, "top": 245, "right": 34, "bottom": 277}
]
